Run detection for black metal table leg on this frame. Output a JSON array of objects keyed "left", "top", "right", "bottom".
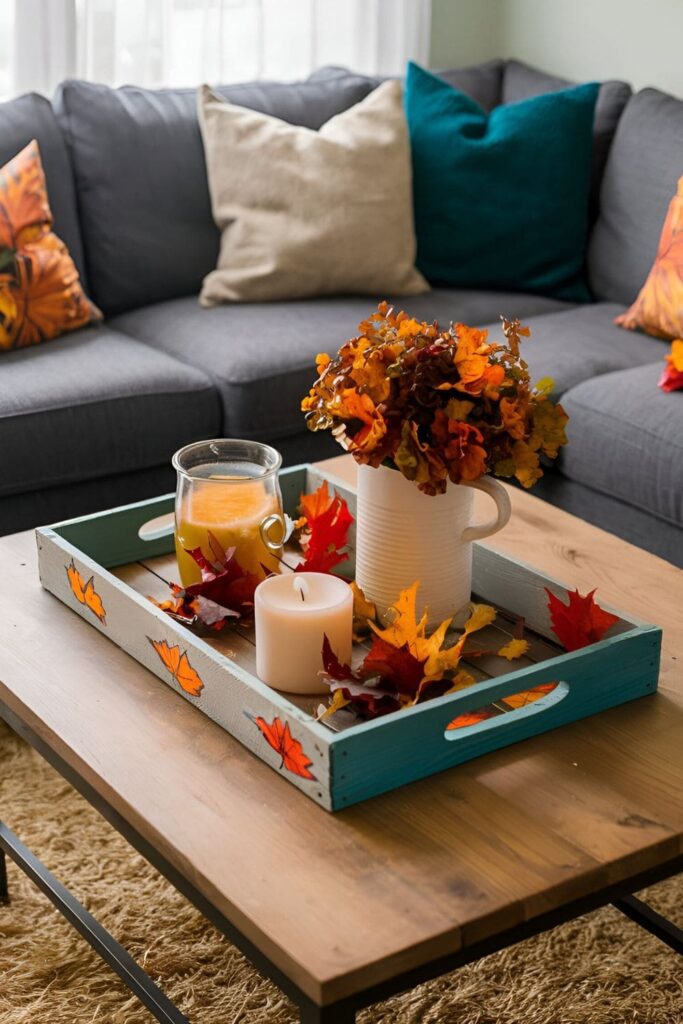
[
  {"left": 613, "top": 894, "right": 683, "bottom": 956},
  {"left": 0, "top": 845, "right": 8, "bottom": 903},
  {"left": 0, "top": 821, "right": 189, "bottom": 1024},
  {"left": 299, "top": 999, "right": 356, "bottom": 1023}
]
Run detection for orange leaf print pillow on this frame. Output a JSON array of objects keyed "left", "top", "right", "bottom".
[
  {"left": 0, "top": 139, "right": 100, "bottom": 350},
  {"left": 615, "top": 177, "right": 683, "bottom": 341}
]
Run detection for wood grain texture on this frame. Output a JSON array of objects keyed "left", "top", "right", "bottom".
[{"left": 0, "top": 455, "right": 681, "bottom": 1005}]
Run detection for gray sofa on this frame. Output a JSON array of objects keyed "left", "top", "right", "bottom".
[{"left": 1, "top": 59, "right": 681, "bottom": 566}]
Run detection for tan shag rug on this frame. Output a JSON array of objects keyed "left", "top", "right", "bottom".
[{"left": 1, "top": 719, "right": 681, "bottom": 1024}]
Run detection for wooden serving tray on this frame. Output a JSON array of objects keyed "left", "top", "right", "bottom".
[{"left": 36, "top": 463, "right": 662, "bottom": 811}]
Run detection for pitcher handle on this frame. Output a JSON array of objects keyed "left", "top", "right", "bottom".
[
  {"left": 260, "top": 513, "right": 287, "bottom": 553},
  {"left": 460, "top": 477, "right": 511, "bottom": 543}
]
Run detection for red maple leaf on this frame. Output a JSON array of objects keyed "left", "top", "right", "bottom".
[
  {"left": 297, "top": 481, "right": 353, "bottom": 574},
  {"left": 322, "top": 634, "right": 360, "bottom": 681},
  {"left": 545, "top": 588, "right": 619, "bottom": 651},
  {"left": 183, "top": 540, "right": 261, "bottom": 621},
  {"left": 362, "top": 635, "right": 427, "bottom": 697}
]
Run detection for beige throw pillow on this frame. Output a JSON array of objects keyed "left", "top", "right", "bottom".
[{"left": 197, "top": 81, "right": 428, "bottom": 304}]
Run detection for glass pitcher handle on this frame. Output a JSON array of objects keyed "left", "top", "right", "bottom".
[{"left": 260, "top": 513, "right": 287, "bottom": 552}]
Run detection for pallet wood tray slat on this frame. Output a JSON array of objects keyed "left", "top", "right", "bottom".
[{"left": 36, "top": 464, "right": 662, "bottom": 811}]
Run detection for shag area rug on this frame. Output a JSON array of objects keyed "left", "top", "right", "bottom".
[{"left": 1, "top": 719, "right": 681, "bottom": 1024}]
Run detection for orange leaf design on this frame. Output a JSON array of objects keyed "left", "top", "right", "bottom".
[
  {"left": 65, "top": 559, "right": 107, "bottom": 625},
  {"left": 66, "top": 559, "right": 86, "bottom": 603},
  {"left": 248, "top": 714, "right": 316, "bottom": 780},
  {"left": 149, "top": 638, "right": 204, "bottom": 697}
]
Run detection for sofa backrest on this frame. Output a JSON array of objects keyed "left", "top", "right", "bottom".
[
  {"left": 54, "top": 74, "right": 375, "bottom": 317},
  {"left": 587, "top": 88, "right": 683, "bottom": 306},
  {"left": 502, "top": 60, "right": 632, "bottom": 222},
  {"left": 309, "top": 59, "right": 505, "bottom": 112},
  {"left": 0, "top": 92, "right": 86, "bottom": 284}
]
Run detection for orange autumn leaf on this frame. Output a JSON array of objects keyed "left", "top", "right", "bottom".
[
  {"left": 148, "top": 638, "right": 204, "bottom": 697},
  {"left": 65, "top": 559, "right": 107, "bottom": 624},
  {"left": 446, "top": 707, "right": 497, "bottom": 730},
  {"left": 545, "top": 588, "right": 619, "bottom": 652},
  {"left": 248, "top": 714, "right": 316, "bottom": 780},
  {"left": 501, "top": 682, "right": 558, "bottom": 709},
  {"left": 659, "top": 338, "right": 683, "bottom": 392}
]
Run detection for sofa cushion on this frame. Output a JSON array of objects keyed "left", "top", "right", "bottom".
[
  {"left": 0, "top": 326, "right": 220, "bottom": 497},
  {"left": 588, "top": 88, "right": 683, "bottom": 306},
  {"left": 615, "top": 176, "right": 683, "bottom": 342},
  {"left": 0, "top": 141, "right": 99, "bottom": 351},
  {"left": 197, "top": 80, "right": 426, "bottom": 304},
  {"left": 482, "top": 303, "right": 668, "bottom": 398},
  {"left": 502, "top": 60, "right": 631, "bottom": 219},
  {"left": 308, "top": 59, "right": 505, "bottom": 112},
  {"left": 560, "top": 363, "right": 683, "bottom": 528},
  {"left": 405, "top": 62, "right": 599, "bottom": 301},
  {"left": 0, "top": 92, "right": 85, "bottom": 283},
  {"left": 111, "top": 289, "right": 572, "bottom": 440},
  {"left": 53, "top": 74, "right": 375, "bottom": 317}
]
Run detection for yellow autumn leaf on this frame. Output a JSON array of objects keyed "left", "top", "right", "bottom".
[
  {"left": 497, "top": 638, "right": 530, "bottom": 661},
  {"left": 463, "top": 603, "right": 497, "bottom": 635},
  {"left": 534, "top": 376, "right": 555, "bottom": 397},
  {"left": 317, "top": 688, "right": 350, "bottom": 720},
  {"left": 370, "top": 580, "right": 428, "bottom": 652}
]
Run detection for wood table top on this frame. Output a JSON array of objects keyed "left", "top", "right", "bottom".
[{"left": 0, "top": 454, "right": 681, "bottom": 1005}]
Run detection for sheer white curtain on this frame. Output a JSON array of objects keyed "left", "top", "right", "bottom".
[{"left": 8, "top": 0, "right": 431, "bottom": 97}]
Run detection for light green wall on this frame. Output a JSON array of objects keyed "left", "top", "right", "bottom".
[
  {"left": 430, "top": 0, "right": 682, "bottom": 96},
  {"left": 429, "top": 0, "right": 501, "bottom": 69}
]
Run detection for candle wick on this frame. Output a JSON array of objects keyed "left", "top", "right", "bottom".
[
  {"left": 300, "top": 588, "right": 305, "bottom": 602},
  {"left": 293, "top": 576, "right": 309, "bottom": 603}
]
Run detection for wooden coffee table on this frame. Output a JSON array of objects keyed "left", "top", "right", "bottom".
[{"left": 0, "top": 455, "right": 682, "bottom": 1023}]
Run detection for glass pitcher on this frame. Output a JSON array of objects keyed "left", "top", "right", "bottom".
[{"left": 172, "top": 439, "right": 285, "bottom": 587}]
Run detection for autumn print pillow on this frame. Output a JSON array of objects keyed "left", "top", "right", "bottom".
[
  {"left": 0, "top": 140, "right": 100, "bottom": 350},
  {"left": 615, "top": 177, "right": 683, "bottom": 341}
]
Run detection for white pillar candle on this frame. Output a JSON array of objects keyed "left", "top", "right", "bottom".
[{"left": 255, "top": 572, "right": 353, "bottom": 694}]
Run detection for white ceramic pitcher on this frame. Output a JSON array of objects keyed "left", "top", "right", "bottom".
[{"left": 355, "top": 463, "right": 511, "bottom": 628}]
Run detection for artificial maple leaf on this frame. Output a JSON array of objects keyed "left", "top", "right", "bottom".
[
  {"left": 362, "top": 635, "right": 427, "bottom": 697},
  {"left": 316, "top": 688, "right": 351, "bottom": 721},
  {"left": 246, "top": 714, "right": 316, "bottom": 780},
  {"left": 350, "top": 580, "right": 376, "bottom": 640},
  {"left": 328, "top": 682, "right": 402, "bottom": 719},
  {"left": 296, "top": 480, "right": 353, "bottom": 574},
  {"left": 321, "top": 633, "right": 360, "bottom": 682},
  {"left": 659, "top": 339, "right": 683, "bottom": 392},
  {"left": 545, "top": 588, "right": 619, "bottom": 651},
  {"left": 183, "top": 545, "right": 260, "bottom": 619},
  {"left": 497, "top": 638, "right": 530, "bottom": 661}
]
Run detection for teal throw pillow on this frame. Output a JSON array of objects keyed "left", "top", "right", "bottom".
[{"left": 405, "top": 62, "right": 600, "bottom": 302}]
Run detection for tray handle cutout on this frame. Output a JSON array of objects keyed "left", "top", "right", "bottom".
[
  {"left": 444, "top": 680, "right": 568, "bottom": 740},
  {"left": 138, "top": 512, "right": 175, "bottom": 542}
]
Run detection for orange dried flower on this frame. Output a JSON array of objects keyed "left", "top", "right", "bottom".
[{"left": 301, "top": 304, "right": 568, "bottom": 494}]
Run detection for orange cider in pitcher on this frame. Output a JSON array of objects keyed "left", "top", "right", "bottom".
[{"left": 174, "top": 456, "right": 283, "bottom": 587}]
